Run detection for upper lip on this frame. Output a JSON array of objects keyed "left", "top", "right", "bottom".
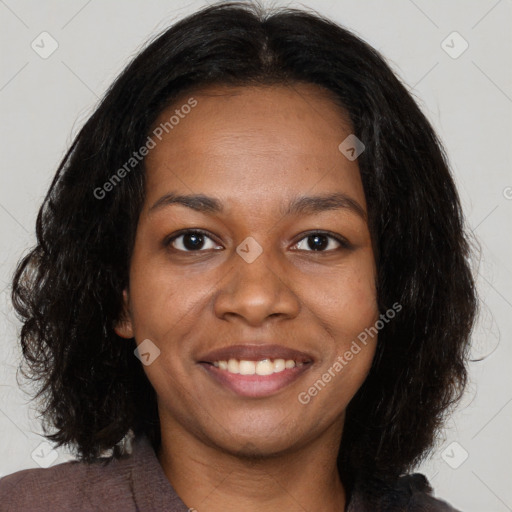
[{"left": 198, "top": 344, "right": 314, "bottom": 364}]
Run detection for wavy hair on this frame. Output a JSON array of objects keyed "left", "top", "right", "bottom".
[{"left": 12, "top": 1, "right": 478, "bottom": 488}]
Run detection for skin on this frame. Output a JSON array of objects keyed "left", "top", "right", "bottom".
[{"left": 115, "top": 83, "right": 379, "bottom": 512}]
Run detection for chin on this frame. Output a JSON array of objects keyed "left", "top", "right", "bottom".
[
  {"left": 221, "top": 436, "right": 297, "bottom": 460},
  {"left": 206, "top": 421, "right": 305, "bottom": 459}
]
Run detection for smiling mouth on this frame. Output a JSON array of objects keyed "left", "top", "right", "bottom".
[
  {"left": 197, "top": 344, "right": 314, "bottom": 398},
  {"left": 209, "top": 358, "right": 304, "bottom": 375}
]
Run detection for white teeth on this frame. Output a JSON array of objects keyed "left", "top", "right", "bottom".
[
  {"left": 239, "top": 360, "right": 256, "bottom": 375},
  {"left": 273, "top": 359, "right": 285, "bottom": 372},
  {"left": 256, "top": 359, "right": 274, "bottom": 376},
  {"left": 213, "top": 358, "right": 302, "bottom": 375},
  {"left": 227, "top": 359, "right": 239, "bottom": 374}
]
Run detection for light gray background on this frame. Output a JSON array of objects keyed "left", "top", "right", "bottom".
[{"left": 0, "top": 1, "right": 511, "bottom": 510}]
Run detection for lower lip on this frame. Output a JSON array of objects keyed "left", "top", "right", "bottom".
[{"left": 199, "top": 363, "right": 311, "bottom": 398}]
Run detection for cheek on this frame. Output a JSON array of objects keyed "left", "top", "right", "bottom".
[
  {"left": 311, "top": 255, "right": 378, "bottom": 341},
  {"left": 300, "top": 264, "right": 378, "bottom": 412},
  {"left": 126, "top": 246, "right": 221, "bottom": 353},
  {"left": 125, "top": 241, "right": 180, "bottom": 339},
  {"left": 304, "top": 252, "right": 378, "bottom": 400}
]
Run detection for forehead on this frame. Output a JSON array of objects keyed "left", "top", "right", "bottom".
[{"left": 143, "top": 83, "right": 366, "bottom": 213}]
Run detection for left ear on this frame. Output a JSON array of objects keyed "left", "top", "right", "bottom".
[{"left": 114, "top": 289, "right": 134, "bottom": 339}]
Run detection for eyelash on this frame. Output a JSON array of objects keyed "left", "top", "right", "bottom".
[{"left": 164, "top": 229, "right": 352, "bottom": 253}]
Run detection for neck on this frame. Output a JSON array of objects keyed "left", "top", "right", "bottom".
[{"left": 157, "top": 420, "right": 346, "bottom": 512}]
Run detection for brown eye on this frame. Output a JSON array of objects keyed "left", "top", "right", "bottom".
[
  {"left": 166, "top": 230, "right": 222, "bottom": 252},
  {"left": 293, "top": 232, "right": 350, "bottom": 252}
]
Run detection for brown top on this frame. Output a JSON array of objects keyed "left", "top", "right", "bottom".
[
  {"left": 0, "top": 434, "right": 189, "bottom": 512},
  {"left": 0, "top": 433, "right": 461, "bottom": 511}
]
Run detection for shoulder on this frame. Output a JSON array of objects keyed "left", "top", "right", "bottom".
[
  {"left": 394, "top": 473, "right": 461, "bottom": 511},
  {"left": 0, "top": 452, "right": 137, "bottom": 511},
  {"left": 348, "top": 472, "right": 462, "bottom": 512}
]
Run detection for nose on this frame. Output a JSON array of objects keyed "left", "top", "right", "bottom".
[{"left": 213, "top": 242, "right": 301, "bottom": 327}]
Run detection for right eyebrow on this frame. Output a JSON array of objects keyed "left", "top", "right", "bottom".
[{"left": 149, "top": 193, "right": 223, "bottom": 214}]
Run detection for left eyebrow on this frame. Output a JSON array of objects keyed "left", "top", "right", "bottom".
[
  {"left": 148, "top": 191, "right": 366, "bottom": 221},
  {"left": 283, "top": 192, "right": 367, "bottom": 221}
]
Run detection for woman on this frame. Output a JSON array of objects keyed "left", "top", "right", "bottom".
[{"left": 0, "top": 2, "right": 477, "bottom": 510}]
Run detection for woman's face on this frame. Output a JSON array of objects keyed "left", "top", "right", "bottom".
[{"left": 116, "top": 83, "right": 379, "bottom": 457}]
